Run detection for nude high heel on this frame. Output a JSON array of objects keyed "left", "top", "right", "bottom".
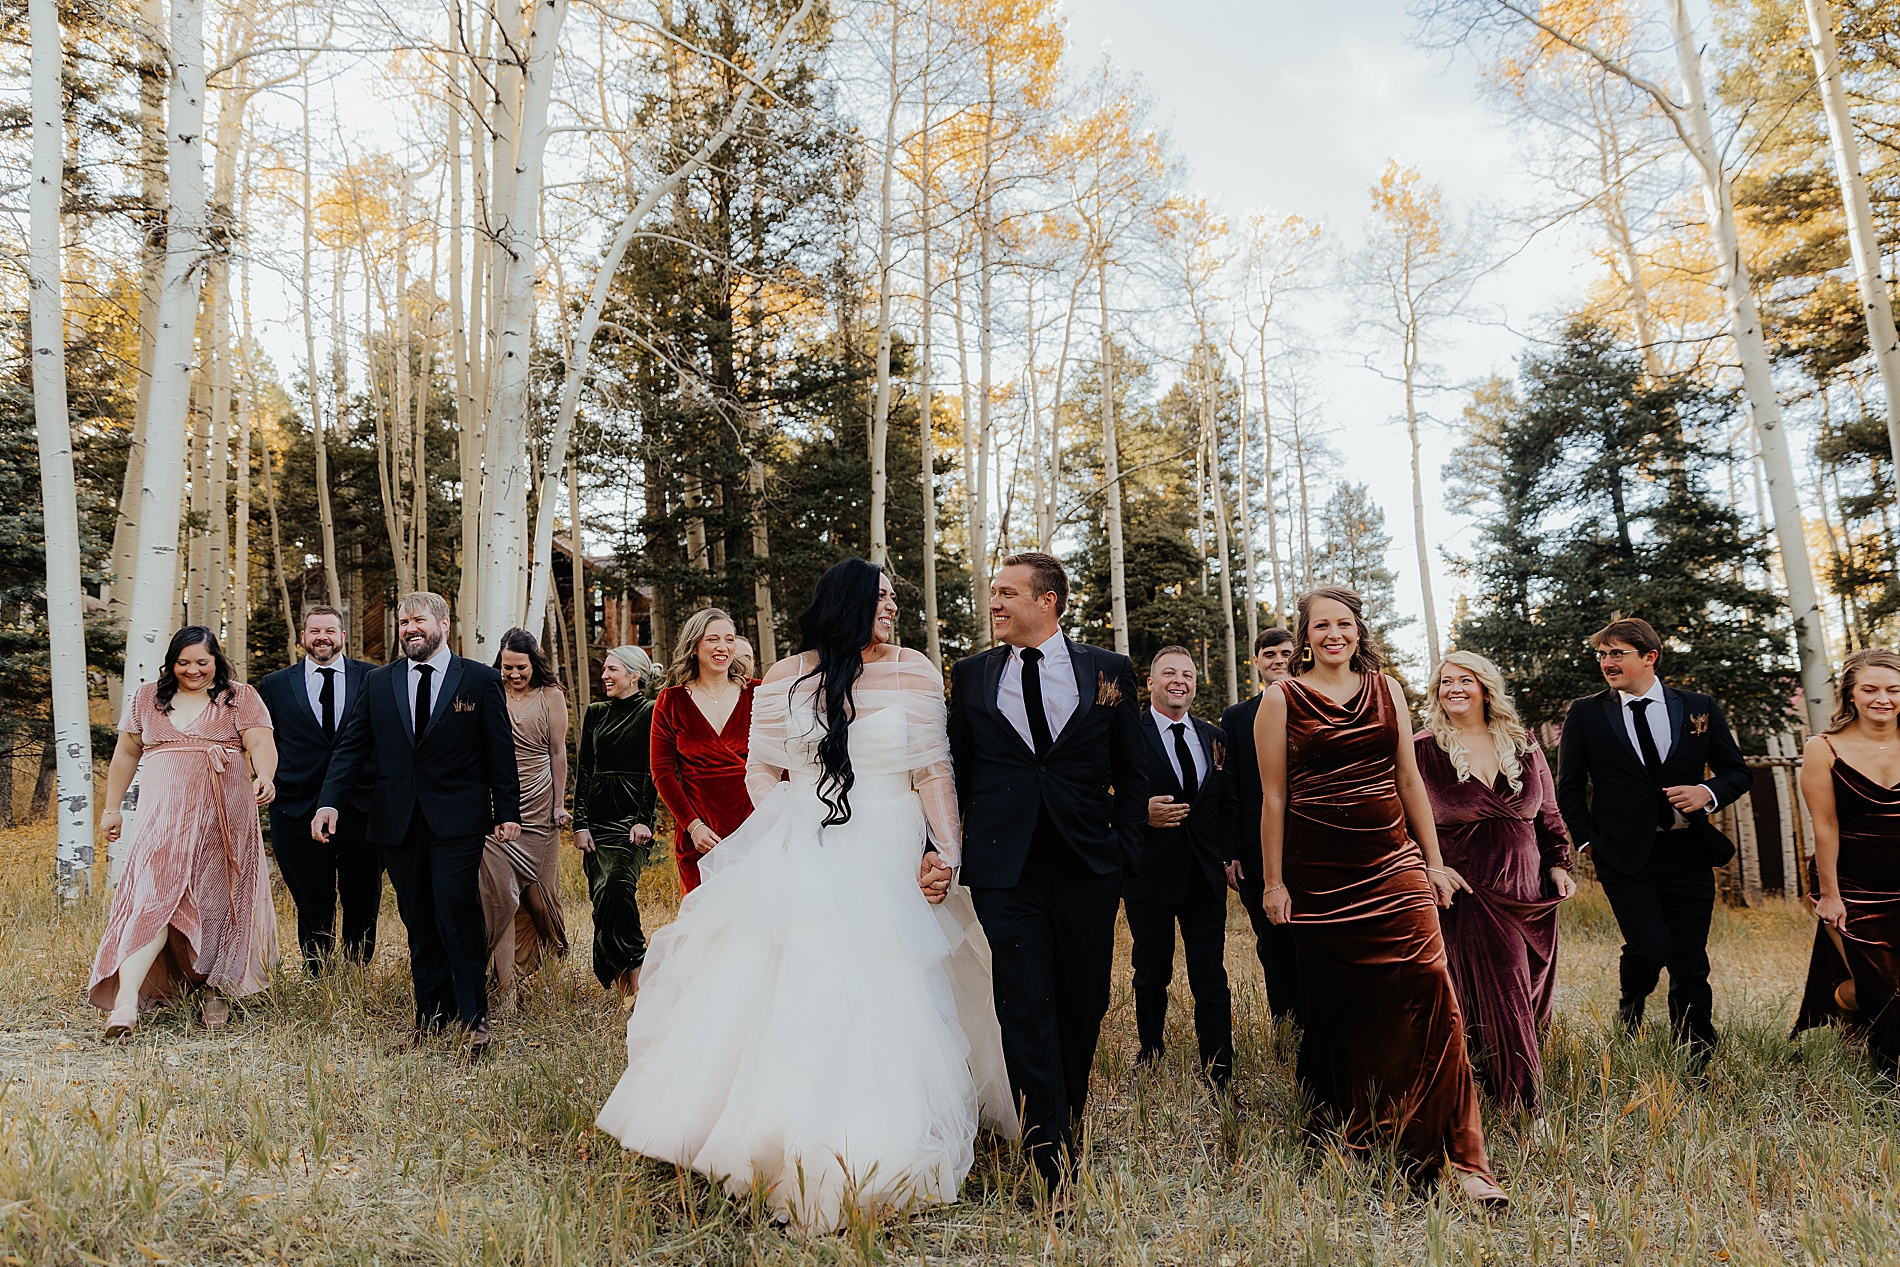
[{"left": 103, "top": 1005, "right": 138, "bottom": 1041}]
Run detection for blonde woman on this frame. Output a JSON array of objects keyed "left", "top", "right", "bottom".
[
  {"left": 1414, "top": 650, "right": 1574, "bottom": 1118},
  {"left": 650, "top": 608, "right": 759, "bottom": 893}
]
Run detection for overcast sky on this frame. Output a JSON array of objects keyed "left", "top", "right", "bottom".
[{"left": 1061, "top": 0, "right": 1602, "bottom": 662}]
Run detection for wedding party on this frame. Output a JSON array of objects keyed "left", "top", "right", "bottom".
[{"left": 6, "top": 0, "right": 1900, "bottom": 1262}]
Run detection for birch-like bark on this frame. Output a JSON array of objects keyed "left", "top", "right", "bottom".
[
  {"left": 1233, "top": 347, "right": 1260, "bottom": 675},
  {"left": 521, "top": 0, "right": 816, "bottom": 633},
  {"left": 122, "top": 0, "right": 209, "bottom": 696},
  {"left": 1097, "top": 259, "right": 1128, "bottom": 655},
  {"left": 231, "top": 176, "right": 253, "bottom": 675},
  {"left": 302, "top": 79, "right": 341, "bottom": 609},
  {"left": 867, "top": 0, "right": 901, "bottom": 565},
  {"left": 1665, "top": 0, "right": 1833, "bottom": 729},
  {"left": 973, "top": 163, "right": 995, "bottom": 628},
  {"left": 568, "top": 453, "right": 590, "bottom": 712},
  {"left": 1802, "top": 0, "right": 1900, "bottom": 475},
  {"left": 1403, "top": 329, "right": 1440, "bottom": 666},
  {"left": 1203, "top": 351, "right": 1240, "bottom": 704},
  {"left": 30, "top": 0, "right": 94, "bottom": 893},
  {"left": 917, "top": 37, "right": 940, "bottom": 667}
]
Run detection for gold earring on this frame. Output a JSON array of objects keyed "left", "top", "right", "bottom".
[{"left": 1300, "top": 644, "right": 1314, "bottom": 664}]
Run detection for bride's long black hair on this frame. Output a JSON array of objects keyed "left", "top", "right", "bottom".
[{"left": 794, "top": 557, "right": 884, "bottom": 827}]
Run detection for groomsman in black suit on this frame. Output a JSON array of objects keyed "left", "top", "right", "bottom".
[
  {"left": 1125, "top": 646, "right": 1232, "bottom": 1085},
  {"left": 942, "top": 552, "right": 1147, "bottom": 1196},
  {"left": 1220, "top": 627, "right": 1301, "bottom": 1022},
  {"left": 256, "top": 605, "right": 380, "bottom": 971},
  {"left": 315, "top": 592, "right": 521, "bottom": 1055},
  {"left": 1556, "top": 617, "right": 1751, "bottom": 1059}
]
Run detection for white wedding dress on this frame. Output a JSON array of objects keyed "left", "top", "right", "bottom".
[{"left": 595, "top": 650, "right": 1018, "bottom": 1231}]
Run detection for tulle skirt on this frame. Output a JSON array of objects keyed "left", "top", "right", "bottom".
[{"left": 595, "top": 777, "right": 1017, "bottom": 1231}]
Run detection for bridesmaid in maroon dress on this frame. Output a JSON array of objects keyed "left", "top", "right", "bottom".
[
  {"left": 1415, "top": 651, "right": 1574, "bottom": 1118},
  {"left": 651, "top": 608, "right": 759, "bottom": 894},
  {"left": 1795, "top": 649, "right": 1900, "bottom": 1074},
  {"left": 1256, "top": 588, "right": 1505, "bottom": 1205}
]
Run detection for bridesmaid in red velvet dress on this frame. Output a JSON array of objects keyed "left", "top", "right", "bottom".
[
  {"left": 1415, "top": 651, "right": 1574, "bottom": 1119},
  {"left": 1256, "top": 588, "right": 1506, "bottom": 1206},
  {"left": 1795, "top": 649, "right": 1900, "bottom": 1075},
  {"left": 651, "top": 608, "right": 760, "bottom": 894}
]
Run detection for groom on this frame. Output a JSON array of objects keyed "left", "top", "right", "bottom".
[{"left": 940, "top": 552, "right": 1147, "bottom": 1194}]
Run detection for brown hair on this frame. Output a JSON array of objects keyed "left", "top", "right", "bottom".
[
  {"left": 1149, "top": 645, "right": 1196, "bottom": 671},
  {"left": 1827, "top": 649, "right": 1900, "bottom": 734},
  {"left": 1589, "top": 617, "right": 1661, "bottom": 659},
  {"left": 301, "top": 604, "right": 346, "bottom": 629},
  {"left": 1254, "top": 627, "right": 1294, "bottom": 653},
  {"left": 1291, "top": 586, "right": 1387, "bottom": 676},
  {"left": 1000, "top": 551, "right": 1069, "bottom": 615}
]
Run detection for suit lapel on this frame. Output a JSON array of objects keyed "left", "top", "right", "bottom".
[
  {"left": 1664, "top": 685, "right": 1686, "bottom": 757},
  {"left": 1142, "top": 709, "right": 1182, "bottom": 798},
  {"left": 981, "top": 647, "right": 1037, "bottom": 760},
  {"left": 1048, "top": 637, "right": 1094, "bottom": 750},
  {"left": 425, "top": 656, "right": 466, "bottom": 737},
  {"left": 1600, "top": 690, "right": 1642, "bottom": 766},
  {"left": 393, "top": 662, "right": 417, "bottom": 744},
  {"left": 345, "top": 659, "right": 370, "bottom": 726}
]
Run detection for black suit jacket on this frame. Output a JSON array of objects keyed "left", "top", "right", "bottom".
[
  {"left": 319, "top": 653, "right": 523, "bottom": 847},
  {"left": 1126, "top": 711, "right": 1227, "bottom": 905},
  {"left": 948, "top": 638, "right": 1149, "bottom": 889},
  {"left": 1219, "top": 694, "right": 1264, "bottom": 880},
  {"left": 1555, "top": 684, "right": 1751, "bottom": 876},
  {"left": 257, "top": 657, "right": 374, "bottom": 818}
]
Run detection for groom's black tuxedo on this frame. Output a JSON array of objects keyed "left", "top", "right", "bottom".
[
  {"left": 256, "top": 657, "right": 381, "bottom": 969},
  {"left": 948, "top": 636, "right": 1146, "bottom": 1187},
  {"left": 1556, "top": 682, "right": 1749, "bottom": 1048},
  {"left": 321, "top": 652, "right": 521, "bottom": 1029}
]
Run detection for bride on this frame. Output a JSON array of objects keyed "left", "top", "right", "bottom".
[{"left": 596, "top": 558, "right": 1018, "bottom": 1230}]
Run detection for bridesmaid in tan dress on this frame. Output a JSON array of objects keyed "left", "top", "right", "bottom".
[
  {"left": 480, "top": 629, "right": 570, "bottom": 1014},
  {"left": 91, "top": 627, "right": 280, "bottom": 1038}
]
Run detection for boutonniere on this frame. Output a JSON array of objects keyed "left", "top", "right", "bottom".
[
  {"left": 1211, "top": 739, "right": 1227, "bottom": 771},
  {"left": 452, "top": 696, "right": 478, "bottom": 713},
  {"left": 1094, "top": 672, "right": 1123, "bottom": 707},
  {"left": 1688, "top": 713, "right": 1709, "bottom": 736}
]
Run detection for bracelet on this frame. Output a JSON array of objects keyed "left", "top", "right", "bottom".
[
  {"left": 1426, "top": 867, "right": 1448, "bottom": 876},
  {"left": 1263, "top": 883, "right": 1286, "bottom": 895}
]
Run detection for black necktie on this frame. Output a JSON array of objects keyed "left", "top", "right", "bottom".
[
  {"left": 1628, "top": 698, "right": 1673, "bottom": 829},
  {"left": 317, "top": 666, "right": 336, "bottom": 739},
  {"left": 414, "top": 663, "right": 434, "bottom": 744},
  {"left": 1020, "top": 647, "right": 1054, "bottom": 756},
  {"left": 1170, "top": 721, "right": 1198, "bottom": 801}
]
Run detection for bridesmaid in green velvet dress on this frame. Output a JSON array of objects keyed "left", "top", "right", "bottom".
[{"left": 574, "top": 645, "right": 660, "bottom": 1010}]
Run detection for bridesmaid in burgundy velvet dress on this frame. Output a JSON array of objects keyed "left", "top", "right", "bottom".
[
  {"left": 1256, "top": 588, "right": 1505, "bottom": 1205},
  {"left": 1415, "top": 651, "right": 1575, "bottom": 1118},
  {"left": 1795, "top": 649, "right": 1900, "bottom": 1074},
  {"left": 651, "top": 608, "right": 759, "bottom": 894}
]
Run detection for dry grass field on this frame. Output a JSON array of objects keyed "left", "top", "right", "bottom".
[{"left": 3, "top": 818, "right": 1898, "bottom": 1265}]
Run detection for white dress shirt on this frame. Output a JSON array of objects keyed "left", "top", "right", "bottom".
[
  {"left": 1618, "top": 679, "right": 1713, "bottom": 820},
  {"left": 407, "top": 641, "right": 454, "bottom": 725},
  {"left": 997, "top": 631, "right": 1079, "bottom": 751},
  {"left": 304, "top": 655, "right": 348, "bottom": 726},
  {"left": 1150, "top": 706, "right": 1207, "bottom": 791}
]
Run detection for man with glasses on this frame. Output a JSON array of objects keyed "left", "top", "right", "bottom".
[{"left": 1555, "top": 617, "right": 1750, "bottom": 1065}]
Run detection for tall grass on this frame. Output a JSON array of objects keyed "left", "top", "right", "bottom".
[{"left": 2, "top": 821, "right": 1896, "bottom": 1264}]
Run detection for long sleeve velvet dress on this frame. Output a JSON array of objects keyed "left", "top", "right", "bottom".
[
  {"left": 1413, "top": 734, "right": 1571, "bottom": 1115},
  {"left": 574, "top": 693, "right": 658, "bottom": 986},
  {"left": 650, "top": 682, "right": 758, "bottom": 893},
  {"left": 1280, "top": 675, "right": 1493, "bottom": 1183}
]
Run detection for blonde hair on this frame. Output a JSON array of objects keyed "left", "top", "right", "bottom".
[
  {"left": 606, "top": 645, "right": 654, "bottom": 685},
  {"left": 1828, "top": 649, "right": 1900, "bottom": 734},
  {"left": 397, "top": 591, "right": 450, "bottom": 623},
  {"left": 667, "top": 608, "right": 748, "bottom": 687},
  {"left": 1425, "top": 650, "right": 1531, "bottom": 793}
]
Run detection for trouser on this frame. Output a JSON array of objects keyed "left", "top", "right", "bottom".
[
  {"left": 1235, "top": 870, "right": 1302, "bottom": 1022},
  {"left": 971, "top": 822, "right": 1121, "bottom": 1190},
  {"left": 383, "top": 814, "right": 489, "bottom": 1029},
  {"left": 1126, "top": 868, "right": 1233, "bottom": 1083},
  {"left": 1597, "top": 829, "right": 1717, "bottom": 1049},
  {"left": 269, "top": 806, "right": 382, "bottom": 971},
  {"left": 584, "top": 835, "right": 650, "bottom": 987}
]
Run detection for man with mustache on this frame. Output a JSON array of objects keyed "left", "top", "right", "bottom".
[
  {"left": 256, "top": 605, "right": 381, "bottom": 971},
  {"left": 315, "top": 592, "right": 521, "bottom": 1057}
]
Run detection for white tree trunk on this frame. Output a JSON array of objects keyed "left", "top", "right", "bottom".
[
  {"left": 1802, "top": 0, "right": 1900, "bottom": 475},
  {"left": 1098, "top": 261, "right": 1129, "bottom": 655},
  {"left": 1666, "top": 0, "right": 1834, "bottom": 730},
  {"left": 122, "top": 0, "right": 208, "bottom": 696},
  {"left": 1204, "top": 353, "right": 1240, "bottom": 705},
  {"left": 1234, "top": 350, "right": 1261, "bottom": 681},
  {"left": 867, "top": 0, "right": 900, "bottom": 565},
  {"left": 1404, "top": 351, "right": 1441, "bottom": 666},
  {"left": 30, "top": 0, "right": 95, "bottom": 895},
  {"left": 918, "top": 53, "right": 941, "bottom": 667},
  {"left": 302, "top": 82, "right": 342, "bottom": 610}
]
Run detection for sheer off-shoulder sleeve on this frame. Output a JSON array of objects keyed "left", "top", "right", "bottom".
[
  {"left": 745, "top": 672, "right": 798, "bottom": 806},
  {"left": 891, "top": 655, "right": 962, "bottom": 863}
]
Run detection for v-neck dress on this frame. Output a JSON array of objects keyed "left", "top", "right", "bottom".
[
  {"left": 651, "top": 681, "right": 759, "bottom": 893},
  {"left": 88, "top": 682, "right": 280, "bottom": 1011},
  {"left": 1279, "top": 675, "right": 1493, "bottom": 1181},
  {"left": 1414, "top": 733, "right": 1571, "bottom": 1114},
  {"left": 1794, "top": 742, "right": 1900, "bottom": 1072}
]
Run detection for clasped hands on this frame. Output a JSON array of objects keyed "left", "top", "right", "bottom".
[{"left": 918, "top": 851, "right": 953, "bottom": 905}]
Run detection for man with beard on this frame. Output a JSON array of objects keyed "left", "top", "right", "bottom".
[
  {"left": 256, "top": 606, "right": 381, "bottom": 971},
  {"left": 315, "top": 592, "right": 521, "bottom": 1056}
]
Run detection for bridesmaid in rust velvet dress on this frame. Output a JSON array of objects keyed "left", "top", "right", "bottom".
[
  {"left": 651, "top": 608, "right": 759, "bottom": 894},
  {"left": 1795, "top": 649, "right": 1900, "bottom": 1074},
  {"left": 1256, "top": 588, "right": 1504, "bottom": 1205},
  {"left": 1415, "top": 651, "right": 1574, "bottom": 1118}
]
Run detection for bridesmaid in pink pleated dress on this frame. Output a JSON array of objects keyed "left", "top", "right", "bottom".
[{"left": 90, "top": 627, "right": 281, "bottom": 1038}]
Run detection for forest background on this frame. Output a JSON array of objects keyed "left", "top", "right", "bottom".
[{"left": 2, "top": 0, "right": 1898, "bottom": 892}]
